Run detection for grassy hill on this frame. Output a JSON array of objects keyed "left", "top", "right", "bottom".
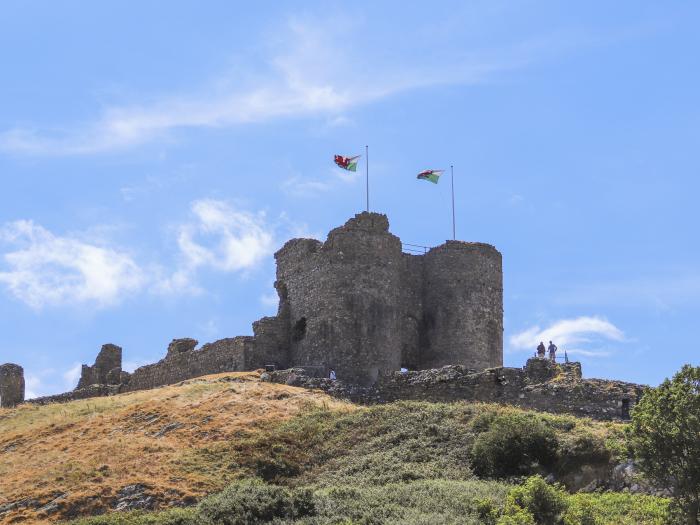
[{"left": 0, "top": 372, "right": 670, "bottom": 524}]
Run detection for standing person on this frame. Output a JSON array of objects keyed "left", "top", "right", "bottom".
[
  {"left": 548, "top": 341, "right": 558, "bottom": 362},
  {"left": 537, "top": 341, "right": 546, "bottom": 358},
  {"left": 329, "top": 368, "right": 337, "bottom": 381}
]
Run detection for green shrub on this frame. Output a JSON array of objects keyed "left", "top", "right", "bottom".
[
  {"left": 504, "top": 476, "right": 567, "bottom": 525},
  {"left": 67, "top": 508, "right": 198, "bottom": 525},
  {"left": 197, "top": 479, "right": 314, "bottom": 524},
  {"left": 471, "top": 413, "right": 559, "bottom": 478},
  {"left": 496, "top": 508, "right": 536, "bottom": 525},
  {"left": 564, "top": 492, "right": 671, "bottom": 525}
]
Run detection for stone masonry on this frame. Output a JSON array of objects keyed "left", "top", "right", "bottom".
[
  {"left": 0, "top": 363, "right": 25, "bottom": 408},
  {"left": 2, "top": 212, "right": 646, "bottom": 422},
  {"left": 262, "top": 358, "right": 645, "bottom": 421},
  {"left": 273, "top": 212, "right": 503, "bottom": 384},
  {"left": 77, "top": 344, "right": 124, "bottom": 389}
]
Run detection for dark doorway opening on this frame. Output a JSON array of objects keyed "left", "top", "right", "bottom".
[{"left": 292, "top": 317, "right": 307, "bottom": 342}]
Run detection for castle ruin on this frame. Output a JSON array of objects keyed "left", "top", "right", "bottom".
[
  {"left": 0, "top": 363, "right": 24, "bottom": 408},
  {"left": 0, "top": 212, "right": 643, "bottom": 421}
]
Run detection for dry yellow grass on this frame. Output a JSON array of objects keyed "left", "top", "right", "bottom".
[{"left": 0, "top": 372, "right": 352, "bottom": 524}]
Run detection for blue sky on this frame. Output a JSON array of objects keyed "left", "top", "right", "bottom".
[{"left": 1, "top": 1, "right": 698, "bottom": 398}]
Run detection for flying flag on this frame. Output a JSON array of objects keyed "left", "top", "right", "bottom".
[
  {"left": 334, "top": 154, "right": 361, "bottom": 172},
  {"left": 417, "top": 169, "right": 444, "bottom": 184}
]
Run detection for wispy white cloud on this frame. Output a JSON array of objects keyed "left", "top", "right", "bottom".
[
  {"left": 0, "top": 220, "right": 145, "bottom": 309},
  {"left": 0, "top": 15, "right": 571, "bottom": 156},
  {"left": 508, "top": 316, "right": 625, "bottom": 358},
  {"left": 0, "top": 200, "right": 280, "bottom": 307},
  {"left": 63, "top": 362, "right": 82, "bottom": 389},
  {"left": 155, "top": 199, "right": 275, "bottom": 294}
]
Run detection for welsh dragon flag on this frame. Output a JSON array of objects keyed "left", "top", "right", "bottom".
[
  {"left": 334, "top": 154, "right": 360, "bottom": 172},
  {"left": 417, "top": 169, "right": 443, "bottom": 184}
]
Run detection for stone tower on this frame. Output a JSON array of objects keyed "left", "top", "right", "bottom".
[
  {"left": 271, "top": 212, "right": 503, "bottom": 383},
  {"left": 421, "top": 241, "right": 503, "bottom": 370},
  {"left": 0, "top": 363, "right": 25, "bottom": 408}
]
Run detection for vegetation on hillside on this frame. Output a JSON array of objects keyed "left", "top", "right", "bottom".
[
  {"left": 0, "top": 372, "right": 675, "bottom": 524},
  {"left": 629, "top": 365, "right": 700, "bottom": 524},
  {"left": 69, "top": 476, "right": 670, "bottom": 525},
  {"left": 0, "top": 372, "right": 351, "bottom": 524}
]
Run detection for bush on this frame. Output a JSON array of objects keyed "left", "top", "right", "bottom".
[
  {"left": 497, "top": 508, "right": 536, "bottom": 525},
  {"left": 564, "top": 492, "right": 671, "bottom": 525},
  {"left": 471, "top": 413, "right": 559, "bottom": 478},
  {"left": 67, "top": 508, "right": 198, "bottom": 525},
  {"left": 503, "top": 476, "right": 568, "bottom": 525},
  {"left": 197, "top": 479, "right": 314, "bottom": 524}
]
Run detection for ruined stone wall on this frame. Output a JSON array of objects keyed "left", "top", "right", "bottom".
[
  {"left": 0, "top": 363, "right": 25, "bottom": 408},
  {"left": 29, "top": 384, "right": 121, "bottom": 406},
  {"left": 77, "top": 344, "right": 123, "bottom": 388},
  {"left": 249, "top": 316, "right": 289, "bottom": 370},
  {"left": 3, "top": 212, "right": 506, "bottom": 406},
  {"left": 398, "top": 253, "right": 424, "bottom": 370},
  {"left": 263, "top": 359, "right": 644, "bottom": 421},
  {"left": 276, "top": 213, "right": 407, "bottom": 384},
  {"left": 421, "top": 241, "right": 503, "bottom": 370},
  {"left": 123, "top": 337, "right": 252, "bottom": 392}
]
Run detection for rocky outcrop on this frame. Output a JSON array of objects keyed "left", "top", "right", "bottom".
[{"left": 262, "top": 358, "right": 644, "bottom": 421}]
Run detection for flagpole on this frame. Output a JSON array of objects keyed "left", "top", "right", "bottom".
[
  {"left": 365, "top": 145, "right": 369, "bottom": 212},
  {"left": 450, "top": 165, "right": 456, "bottom": 240}
]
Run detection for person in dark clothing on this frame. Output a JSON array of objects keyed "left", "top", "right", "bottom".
[
  {"left": 548, "top": 341, "right": 558, "bottom": 362},
  {"left": 537, "top": 341, "right": 546, "bottom": 358}
]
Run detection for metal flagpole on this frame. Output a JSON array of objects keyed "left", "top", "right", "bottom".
[
  {"left": 365, "top": 145, "right": 369, "bottom": 212},
  {"left": 450, "top": 165, "right": 456, "bottom": 240}
]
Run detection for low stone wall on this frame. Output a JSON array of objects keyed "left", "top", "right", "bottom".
[
  {"left": 28, "top": 384, "right": 121, "bottom": 405},
  {"left": 262, "top": 358, "right": 645, "bottom": 421},
  {"left": 122, "top": 337, "right": 252, "bottom": 392}
]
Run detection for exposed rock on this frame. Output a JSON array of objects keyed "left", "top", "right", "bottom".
[{"left": 113, "top": 484, "right": 156, "bottom": 512}]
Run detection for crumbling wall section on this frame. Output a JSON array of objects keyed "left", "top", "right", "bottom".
[
  {"left": 0, "top": 363, "right": 25, "bottom": 408},
  {"left": 249, "top": 316, "right": 289, "bottom": 370},
  {"left": 123, "top": 337, "right": 252, "bottom": 392},
  {"left": 77, "top": 344, "right": 123, "bottom": 389},
  {"left": 263, "top": 359, "right": 643, "bottom": 421}
]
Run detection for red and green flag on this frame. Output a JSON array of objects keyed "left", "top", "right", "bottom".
[
  {"left": 417, "top": 169, "right": 443, "bottom": 184},
  {"left": 334, "top": 154, "right": 360, "bottom": 172}
]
